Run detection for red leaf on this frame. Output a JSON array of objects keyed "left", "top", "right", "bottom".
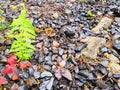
[
  {"left": 19, "top": 61, "right": 31, "bottom": 69},
  {"left": 2, "top": 65, "right": 16, "bottom": 74},
  {"left": 0, "top": 76, "right": 6, "bottom": 85},
  {"left": 7, "top": 54, "right": 17, "bottom": 65}
]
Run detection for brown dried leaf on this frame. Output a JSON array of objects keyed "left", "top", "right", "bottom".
[{"left": 12, "top": 73, "right": 20, "bottom": 80}]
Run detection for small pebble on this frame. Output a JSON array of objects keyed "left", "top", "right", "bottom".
[
  {"left": 41, "top": 71, "right": 52, "bottom": 78},
  {"left": 34, "top": 71, "right": 40, "bottom": 78},
  {"left": 53, "top": 40, "right": 60, "bottom": 48}
]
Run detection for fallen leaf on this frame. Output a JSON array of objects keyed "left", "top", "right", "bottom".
[
  {"left": 19, "top": 61, "right": 31, "bottom": 69},
  {"left": 45, "top": 27, "right": 54, "bottom": 36},
  {"left": 52, "top": 12, "right": 59, "bottom": 18},
  {"left": 7, "top": 54, "right": 17, "bottom": 65},
  {"left": 12, "top": 72, "right": 20, "bottom": 80},
  {"left": 0, "top": 76, "right": 6, "bottom": 86},
  {"left": 2, "top": 65, "right": 16, "bottom": 74},
  {"left": 11, "top": 5, "right": 18, "bottom": 10},
  {"left": 87, "top": 10, "right": 94, "bottom": 17},
  {"left": 26, "top": 77, "right": 37, "bottom": 86}
]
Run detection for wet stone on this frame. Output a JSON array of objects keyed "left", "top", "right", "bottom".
[
  {"left": 44, "top": 48, "right": 49, "bottom": 55},
  {"left": 100, "top": 59, "right": 109, "bottom": 67},
  {"left": 68, "top": 49, "right": 75, "bottom": 54},
  {"left": 58, "top": 48, "right": 64, "bottom": 56},
  {"left": 43, "top": 38, "right": 50, "bottom": 46},
  {"left": 60, "top": 25, "right": 75, "bottom": 38},
  {"left": 51, "top": 55, "right": 57, "bottom": 61},
  {"left": 75, "top": 43, "right": 87, "bottom": 52},
  {"left": 79, "top": 70, "right": 89, "bottom": 78},
  {"left": 19, "top": 86, "right": 24, "bottom": 90},
  {"left": 39, "top": 80, "right": 49, "bottom": 90},
  {"left": 34, "top": 71, "right": 40, "bottom": 79},
  {"left": 45, "top": 55, "right": 52, "bottom": 61},
  {"left": 75, "top": 53, "right": 81, "bottom": 58},
  {"left": 28, "top": 67, "right": 34, "bottom": 75},
  {"left": 110, "top": 28, "right": 116, "bottom": 34},
  {"left": 79, "top": 63, "right": 87, "bottom": 70},
  {"left": 113, "top": 33, "right": 120, "bottom": 52},
  {"left": 52, "top": 48, "right": 59, "bottom": 54},
  {"left": 22, "top": 71, "right": 29, "bottom": 79},
  {"left": 115, "top": 17, "right": 120, "bottom": 24},
  {"left": 32, "top": 10, "right": 38, "bottom": 14},
  {"left": 32, "top": 65, "right": 38, "bottom": 71},
  {"left": 0, "top": 55, "right": 7, "bottom": 60},
  {"left": 38, "top": 53, "right": 44, "bottom": 63},
  {"left": 99, "top": 67, "right": 107, "bottom": 74},
  {"left": 42, "top": 65, "right": 51, "bottom": 71},
  {"left": 88, "top": 73, "right": 94, "bottom": 79},
  {"left": 46, "top": 77, "right": 54, "bottom": 90},
  {"left": 4, "top": 40, "right": 11, "bottom": 45},
  {"left": 41, "top": 71, "right": 52, "bottom": 78},
  {"left": 117, "top": 82, "right": 120, "bottom": 88},
  {"left": 46, "top": 60, "right": 53, "bottom": 65},
  {"left": 70, "top": 58, "right": 77, "bottom": 65},
  {"left": 76, "top": 80, "right": 84, "bottom": 87},
  {"left": 113, "top": 72, "right": 120, "bottom": 78},
  {"left": 100, "top": 46, "right": 108, "bottom": 53},
  {"left": 69, "top": 18, "right": 74, "bottom": 23},
  {"left": 73, "top": 66, "right": 79, "bottom": 73}
]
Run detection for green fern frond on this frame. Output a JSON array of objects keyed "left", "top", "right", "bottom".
[{"left": 7, "top": 4, "right": 36, "bottom": 61}]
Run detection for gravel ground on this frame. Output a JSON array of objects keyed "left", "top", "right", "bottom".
[{"left": 0, "top": 0, "right": 120, "bottom": 90}]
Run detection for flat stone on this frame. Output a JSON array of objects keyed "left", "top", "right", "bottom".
[
  {"left": 107, "top": 54, "right": 120, "bottom": 73},
  {"left": 61, "top": 68, "right": 72, "bottom": 81},
  {"left": 100, "top": 60, "right": 109, "bottom": 67},
  {"left": 34, "top": 71, "right": 40, "bottom": 79},
  {"left": 92, "top": 17, "right": 113, "bottom": 33},
  {"left": 81, "top": 36, "right": 106, "bottom": 59}
]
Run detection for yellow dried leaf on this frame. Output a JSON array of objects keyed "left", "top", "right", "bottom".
[
  {"left": 52, "top": 12, "right": 59, "bottom": 18},
  {"left": 35, "top": 28, "right": 43, "bottom": 33},
  {"left": 11, "top": 5, "right": 18, "bottom": 9},
  {"left": 45, "top": 27, "right": 54, "bottom": 36}
]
